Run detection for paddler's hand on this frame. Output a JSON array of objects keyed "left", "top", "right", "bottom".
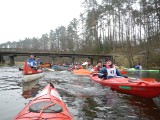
[{"left": 123, "top": 75, "right": 128, "bottom": 78}]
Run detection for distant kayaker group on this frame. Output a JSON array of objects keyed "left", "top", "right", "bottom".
[{"left": 26, "top": 54, "right": 128, "bottom": 79}]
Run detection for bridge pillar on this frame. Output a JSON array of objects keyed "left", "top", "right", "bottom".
[
  {"left": 0, "top": 55, "right": 5, "bottom": 63},
  {"left": 51, "top": 57, "right": 55, "bottom": 65},
  {"left": 72, "top": 57, "right": 75, "bottom": 64},
  {"left": 8, "top": 56, "right": 15, "bottom": 65},
  {"left": 89, "top": 57, "right": 93, "bottom": 65},
  {"left": 102, "top": 58, "right": 106, "bottom": 65}
]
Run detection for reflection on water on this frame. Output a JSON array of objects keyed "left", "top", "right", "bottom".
[
  {"left": 21, "top": 80, "right": 40, "bottom": 99},
  {"left": 0, "top": 66, "right": 160, "bottom": 120}
]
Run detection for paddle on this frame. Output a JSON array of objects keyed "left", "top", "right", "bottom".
[
  {"left": 42, "top": 68, "right": 55, "bottom": 72},
  {"left": 117, "top": 70, "right": 157, "bottom": 82},
  {"left": 120, "top": 70, "right": 127, "bottom": 74},
  {"left": 46, "top": 68, "right": 55, "bottom": 72},
  {"left": 138, "top": 78, "right": 157, "bottom": 82}
]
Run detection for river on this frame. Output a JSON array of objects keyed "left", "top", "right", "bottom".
[{"left": 0, "top": 65, "right": 160, "bottom": 120}]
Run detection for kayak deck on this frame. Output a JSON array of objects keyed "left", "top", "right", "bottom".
[{"left": 14, "top": 83, "right": 73, "bottom": 120}]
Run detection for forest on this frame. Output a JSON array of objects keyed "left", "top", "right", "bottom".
[{"left": 0, "top": 0, "right": 159, "bottom": 69}]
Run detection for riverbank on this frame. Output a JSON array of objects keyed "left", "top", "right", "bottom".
[{"left": 113, "top": 53, "right": 160, "bottom": 70}]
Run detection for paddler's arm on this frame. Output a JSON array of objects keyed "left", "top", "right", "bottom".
[{"left": 116, "top": 68, "right": 128, "bottom": 78}]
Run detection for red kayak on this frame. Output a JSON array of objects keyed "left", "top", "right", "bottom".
[
  {"left": 23, "top": 62, "right": 43, "bottom": 75},
  {"left": 90, "top": 74, "right": 160, "bottom": 98},
  {"left": 22, "top": 62, "right": 44, "bottom": 82},
  {"left": 14, "top": 83, "right": 73, "bottom": 120}
]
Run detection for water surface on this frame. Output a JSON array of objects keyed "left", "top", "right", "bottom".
[{"left": 0, "top": 66, "right": 160, "bottom": 120}]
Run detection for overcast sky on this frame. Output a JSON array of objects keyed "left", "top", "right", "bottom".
[{"left": 0, "top": 0, "right": 84, "bottom": 44}]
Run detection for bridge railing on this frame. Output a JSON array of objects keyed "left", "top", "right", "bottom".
[{"left": 0, "top": 48, "right": 48, "bottom": 52}]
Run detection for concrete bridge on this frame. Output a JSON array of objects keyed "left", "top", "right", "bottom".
[{"left": 0, "top": 48, "right": 112, "bottom": 65}]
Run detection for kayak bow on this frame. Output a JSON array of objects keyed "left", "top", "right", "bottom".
[{"left": 14, "top": 83, "right": 73, "bottom": 120}]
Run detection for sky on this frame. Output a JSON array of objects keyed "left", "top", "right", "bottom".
[{"left": 0, "top": 0, "right": 84, "bottom": 44}]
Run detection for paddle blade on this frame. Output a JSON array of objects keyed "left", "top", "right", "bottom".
[
  {"left": 120, "top": 70, "right": 127, "bottom": 74},
  {"left": 140, "top": 78, "right": 157, "bottom": 82}
]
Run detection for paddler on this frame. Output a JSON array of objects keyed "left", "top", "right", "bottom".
[
  {"left": 91, "top": 61, "right": 102, "bottom": 73},
  {"left": 27, "top": 55, "right": 39, "bottom": 70},
  {"left": 98, "top": 59, "right": 127, "bottom": 79}
]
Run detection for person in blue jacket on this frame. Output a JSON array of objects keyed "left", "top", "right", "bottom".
[
  {"left": 134, "top": 63, "right": 142, "bottom": 70},
  {"left": 36, "top": 57, "right": 43, "bottom": 66},
  {"left": 98, "top": 59, "right": 126, "bottom": 79},
  {"left": 27, "top": 55, "right": 38, "bottom": 69}
]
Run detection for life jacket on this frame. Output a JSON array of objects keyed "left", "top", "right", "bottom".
[
  {"left": 27, "top": 58, "right": 37, "bottom": 67},
  {"left": 106, "top": 64, "right": 116, "bottom": 77}
]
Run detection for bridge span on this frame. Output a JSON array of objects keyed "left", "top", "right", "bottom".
[{"left": 0, "top": 48, "right": 112, "bottom": 65}]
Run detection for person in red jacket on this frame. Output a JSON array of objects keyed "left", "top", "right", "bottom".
[{"left": 91, "top": 61, "right": 102, "bottom": 73}]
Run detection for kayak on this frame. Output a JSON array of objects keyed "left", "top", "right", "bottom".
[
  {"left": 124, "top": 68, "right": 159, "bottom": 72},
  {"left": 22, "top": 73, "right": 44, "bottom": 82},
  {"left": 90, "top": 74, "right": 160, "bottom": 98},
  {"left": 23, "top": 62, "right": 43, "bottom": 75},
  {"left": 22, "top": 62, "right": 44, "bottom": 82},
  {"left": 14, "top": 83, "right": 73, "bottom": 120},
  {"left": 40, "top": 63, "right": 51, "bottom": 68},
  {"left": 19, "top": 63, "right": 51, "bottom": 71},
  {"left": 73, "top": 69, "right": 92, "bottom": 76}
]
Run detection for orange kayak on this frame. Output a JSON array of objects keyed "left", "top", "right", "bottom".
[
  {"left": 40, "top": 63, "right": 51, "bottom": 68},
  {"left": 73, "top": 69, "right": 92, "bottom": 75},
  {"left": 90, "top": 74, "right": 160, "bottom": 98},
  {"left": 14, "top": 83, "right": 73, "bottom": 120}
]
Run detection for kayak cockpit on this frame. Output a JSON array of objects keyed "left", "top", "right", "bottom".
[{"left": 29, "top": 101, "right": 63, "bottom": 113}]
